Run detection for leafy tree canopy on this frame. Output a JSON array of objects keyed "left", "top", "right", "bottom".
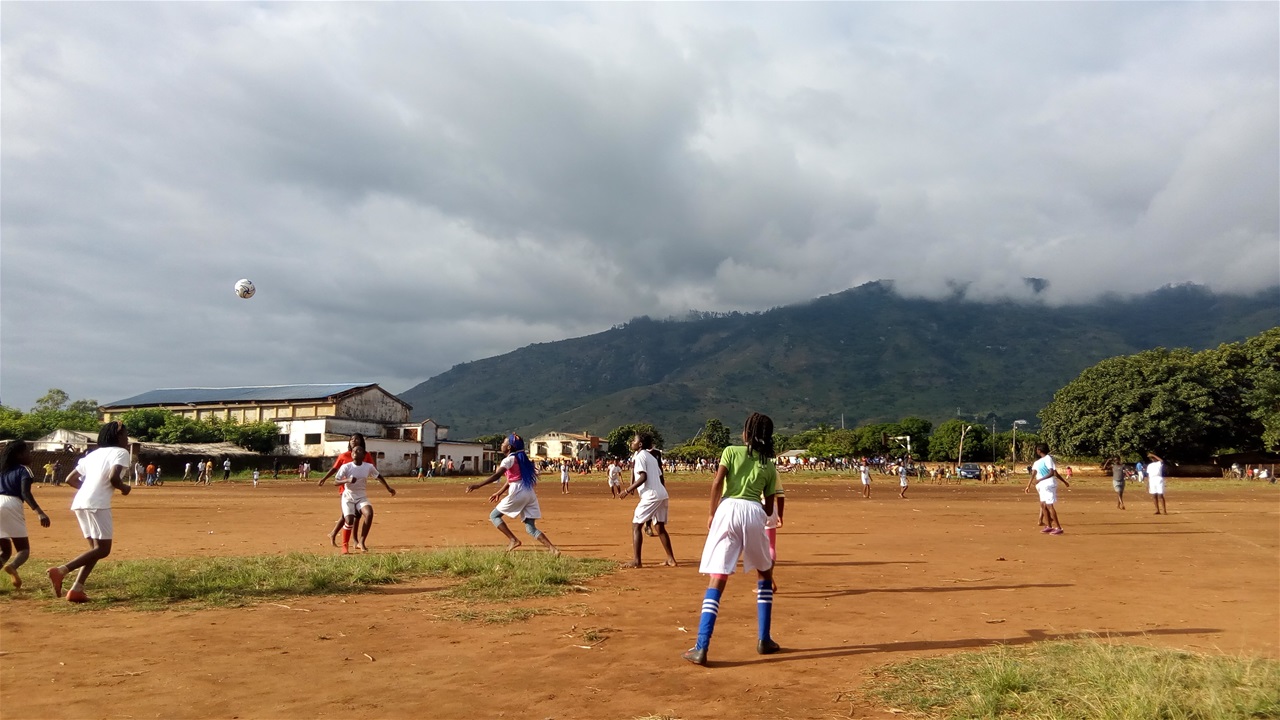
[
  {"left": 605, "top": 423, "right": 664, "bottom": 458},
  {"left": 928, "top": 419, "right": 991, "bottom": 463},
  {"left": 472, "top": 433, "right": 507, "bottom": 450},
  {"left": 1040, "top": 328, "right": 1279, "bottom": 459},
  {"left": 700, "top": 418, "right": 731, "bottom": 450},
  {"left": 0, "top": 388, "right": 101, "bottom": 441}
]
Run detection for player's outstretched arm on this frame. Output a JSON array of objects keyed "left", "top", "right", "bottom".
[
  {"left": 468, "top": 471, "right": 503, "bottom": 493},
  {"left": 377, "top": 475, "right": 396, "bottom": 496}
]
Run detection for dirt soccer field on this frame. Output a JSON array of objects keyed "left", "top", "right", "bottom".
[{"left": 2, "top": 472, "right": 1277, "bottom": 719}]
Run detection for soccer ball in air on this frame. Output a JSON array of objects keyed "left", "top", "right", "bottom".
[{"left": 234, "top": 279, "right": 255, "bottom": 299}]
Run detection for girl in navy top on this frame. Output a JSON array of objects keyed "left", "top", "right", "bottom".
[{"left": 0, "top": 440, "right": 51, "bottom": 589}]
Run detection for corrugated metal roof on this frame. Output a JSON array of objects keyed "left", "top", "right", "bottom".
[{"left": 103, "top": 383, "right": 377, "bottom": 408}]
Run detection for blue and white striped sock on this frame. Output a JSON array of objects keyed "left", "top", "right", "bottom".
[
  {"left": 695, "top": 587, "right": 722, "bottom": 651},
  {"left": 757, "top": 580, "right": 773, "bottom": 641}
]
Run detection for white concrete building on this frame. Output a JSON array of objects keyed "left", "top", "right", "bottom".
[
  {"left": 527, "top": 431, "right": 602, "bottom": 463},
  {"left": 101, "top": 384, "right": 464, "bottom": 476}
]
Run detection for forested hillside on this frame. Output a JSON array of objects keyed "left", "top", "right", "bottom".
[{"left": 400, "top": 282, "right": 1279, "bottom": 439}]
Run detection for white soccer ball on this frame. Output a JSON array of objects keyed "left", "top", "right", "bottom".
[{"left": 234, "top": 279, "right": 255, "bottom": 299}]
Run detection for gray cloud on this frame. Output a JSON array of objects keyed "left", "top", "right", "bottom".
[{"left": 2, "top": 3, "right": 1276, "bottom": 411}]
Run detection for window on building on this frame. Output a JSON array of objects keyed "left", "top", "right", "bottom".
[
  {"left": 377, "top": 451, "right": 385, "bottom": 459},
  {"left": 276, "top": 434, "right": 289, "bottom": 446},
  {"left": 404, "top": 428, "right": 418, "bottom": 442},
  {"left": 304, "top": 433, "right": 322, "bottom": 445}
]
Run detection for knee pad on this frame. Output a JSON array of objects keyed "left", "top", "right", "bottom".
[
  {"left": 489, "top": 508, "right": 505, "bottom": 527},
  {"left": 523, "top": 520, "right": 542, "bottom": 538}
]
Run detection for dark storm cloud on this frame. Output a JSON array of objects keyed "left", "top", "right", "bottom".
[{"left": 2, "top": 3, "right": 1276, "bottom": 410}]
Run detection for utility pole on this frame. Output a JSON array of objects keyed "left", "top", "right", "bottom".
[
  {"left": 1012, "top": 419, "right": 1027, "bottom": 467},
  {"left": 958, "top": 425, "right": 974, "bottom": 465}
]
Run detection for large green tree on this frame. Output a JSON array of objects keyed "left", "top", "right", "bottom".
[
  {"left": 0, "top": 388, "right": 100, "bottom": 440},
  {"left": 928, "top": 419, "right": 990, "bottom": 463},
  {"left": 605, "top": 423, "right": 664, "bottom": 458},
  {"left": 700, "top": 418, "right": 731, "bottom": 450},
  {"left": 1040, "top": 328, "right": 1280, "bottom": 459}
]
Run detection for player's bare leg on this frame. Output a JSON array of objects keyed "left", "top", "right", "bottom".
[
  {"left": 656, "top": 523, "right": 677, "bottom": 566},
  {"left": 624, "top": 523, "right": 644, "bottom": 568},
  {"left": 356, "top": 506, "right": 373, "bottom": 552}
]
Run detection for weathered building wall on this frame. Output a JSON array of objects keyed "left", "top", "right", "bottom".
[{"left": 335, "top": 388, "right": 411, "bottom": 424}]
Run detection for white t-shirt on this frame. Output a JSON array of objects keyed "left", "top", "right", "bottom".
[
  {"left": 631, "top": 449, "right": 667, "bottom": 501},
  {"left": 72, "top": 447, "right": 131, "bottom": 510},
  {"left": 608, "top": 464, "right": 621, "bottom": 483},
  {"left": 336, "top": 461, "right": 379, "bottom": 498},
  {"left": 223, "top": 460, "right": 231, "bottom": 471},
  {"left": 860, "top": 464, "right": 870, "bottom": 481},
  {"left": 1147, "top": 460, "right": 1164, "bottom": 483}
]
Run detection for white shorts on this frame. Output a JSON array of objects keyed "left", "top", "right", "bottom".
[
  {"left": 764, "top": 504, "right": 782, "bottom": 530},
  {"left": 0, "top": 496, "right": 28, "bottom": 538},
  {"left": 633, "top": 496, "right": 668, "bottom": 524},
  {"left": 1036, "top": 478, "right": 1057, "bottom": 505},
  {"left": 608, "top": 477, "right": 620, "bottom": 487},
  {"left": 341, "top": 494, "right": 372, "bottom": 517},
  {"left": 495, "top": 483, "right": 542, "bottom": 520},
  {"left": 861, "top": 476, "right": 870, "bottom": 485},
  {"left": 699, "top": 498, "right": 772, "bottom": 575},
  {"left": 74, "top": 508, "right": 113, "bottom": 540},
  {"left": 900, "top": 477, "right": 908, "bottom": 487},
  {"left": 1148, "top": 477, "right": 1165, "bottom": 495}
]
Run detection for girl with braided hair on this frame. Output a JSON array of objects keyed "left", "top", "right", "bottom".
[
  {"left": 683, "top": 412, "right": 781, "bottom": 666},
  {"left": 0, "top": 440, "right": 51, "bottom": 589},
  {"left": 467, "top": 434, "right": 560, "bottom": 555},
  {"left": 47, "top": 421, "right": 133, "bottom": 603}
]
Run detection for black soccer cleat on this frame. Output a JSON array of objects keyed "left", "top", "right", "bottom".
[
  {"left": 682, "top": 647, "right": 707, "bottom": 666},
  {"left": 757, "top": 638, "right": 780, "bottom": 655}
]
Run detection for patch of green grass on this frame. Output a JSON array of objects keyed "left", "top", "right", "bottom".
[
  {"left": 1, "top": 547, "right": 615, "bottom": 610},
  {"left": 865, "top": 639, "right": 1280, "bottom": 719}
]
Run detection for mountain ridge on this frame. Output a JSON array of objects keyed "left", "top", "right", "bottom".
[{"left": 399, "top": 282, "right": 1279, "bottom": 440}]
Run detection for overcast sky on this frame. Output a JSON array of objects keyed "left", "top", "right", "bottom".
[{"left": 2, "top": 3, "right": 1277, "bottom": 411}]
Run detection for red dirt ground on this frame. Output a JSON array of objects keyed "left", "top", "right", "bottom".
[{"left": 2, "top": 472, "right": 1277, "bottom": 719}]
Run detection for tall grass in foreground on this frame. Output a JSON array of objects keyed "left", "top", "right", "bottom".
[
  {"left": 867, "top": 639, "right": 1280, "bottom": 719},
  {"left": 1, "top": 548, "right": 614, "bottom": 609}
]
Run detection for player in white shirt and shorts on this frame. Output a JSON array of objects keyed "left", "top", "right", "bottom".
[
  {"left": 332, "top": 454, "right": 396, "bottom": 554},
  {"left": 620, "top": 432, "right": 676, "bottom": 568},
  {"left": 860, "top": 462, "right": 871, "bottom": 498},
  {"left": 607, "top": 462, "right": 622, "bottom": 499},
  {"left": 47, "top": 422, "right": 133, "bottom": 603},
  {"left": 1146, "top": 451, "right": 1168, "bottom": 515}
]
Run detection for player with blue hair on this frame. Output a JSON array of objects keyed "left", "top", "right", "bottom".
[{"left": 467, "top": 434, "right": 560, "bottom": 555}]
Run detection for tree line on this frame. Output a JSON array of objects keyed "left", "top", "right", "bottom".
[{"left": 0, "top": 392, "right": 279, "bottom": 454}]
